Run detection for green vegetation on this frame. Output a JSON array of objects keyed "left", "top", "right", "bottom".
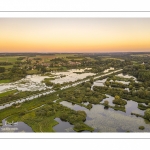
[
  {"left": 138, "top": 103, "right": 150, "bottom": 110},
  {"left": 0, "top": 89, "right": 49, "bottom": 105},
  {"left": 7, "top": 101, "right": 93, "bottom": 132},
  {"left": 0, "top": 93, "right": 58, "bottom": 123},
  {"left": 74, "top": 123, "right": 93, "bottom": 132},
  {"left": 113, "top": 95, "right": 127, "bottom": 106},
  {"left": 87, "top": 103, "right": 93, "bottom": 110},
  {"left": 104, "top": 100, "right": 109, "bottom": 109},
  {"left": 139, "top": 126, "right": 145, "bottom": 130},
  {"left": 144, "top": 109, "right": 150, "bottom": 121},
  {"left": 110, "top": 105, "right": 126, "bottom": 112},
  {"left": 131, "top": 112, "right": 143, "bottom": 118},
  {"left": 2, "top": 52, "right": 150, "bottom": 132},
  {"left": 0, "top": 90, "right": 18, "bottom": 98},
  {"left": 59, "top": 82, "right": 106, "bottom": 105},
  {"left": 0, "top": 79, "right": 11, "bottom": 83}
]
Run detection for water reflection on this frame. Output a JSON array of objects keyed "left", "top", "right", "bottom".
[
  {"left": 53, "top": 118, "right": 74, "bottom": 132},
  {"left": 0, "top": 119, "right": 33, "bottom": 132},
  {"left": 60, "top": 98, "right": 150, "bottom": 132}
]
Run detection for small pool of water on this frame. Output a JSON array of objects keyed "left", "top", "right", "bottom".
[
  {"left": 53, "top": 118, "right": 74, "bottom": 132},
  {"left": 100, "top": 94, "right": 115, "bottom": 106},
  {"left": 0, "top": 119, "right": 33, "bottom": 132},
  {"left": 60, "top": 101, "right": 87, "bottom": 111}
]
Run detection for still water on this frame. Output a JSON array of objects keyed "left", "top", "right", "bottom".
[
  {"left": 0, "top": 119, "right": 33, "bottom": 132},
  {"left": 58, "top": 96, "right": 150, "bottom": 132}
]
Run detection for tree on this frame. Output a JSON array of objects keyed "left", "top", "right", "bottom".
[
  {"left": 115, "top": 95, "right": 120, "bottom": 100},
  {"left": 60, "top": 113, "right": 68, "bottom": 121},
  {"left": 84, "top": 82, "right": 92, "bottom": 88},
  {"left": 104, "top": 100, "right": 109, "bottom": 109},
  {"left": 105, "top": 81, "right": 110, "bottom": 87},
  {"left": 144, "top": 109, "right": 150, "bottom": 121}
]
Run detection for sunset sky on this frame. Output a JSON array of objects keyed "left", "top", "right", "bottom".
[{"left": 0, "top": 18, "right": 150, "bottom": 53}]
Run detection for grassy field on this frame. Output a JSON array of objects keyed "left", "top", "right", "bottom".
[
  {"left": 0, "top": 84, "right": 94, "bottom": 132},
  {"left": 26, "top": 69, "right": 39, "bottom": 74},
  {"left": 0, "top": 56, "right": 21, "bottom": 62},
  {"left": 0, "top": 90, "right": 18, "bottom": 98},
  {"left": 0, "top": 79, "right": 11, "bottom": 84},
  {"left": 101, "top": 57, "right": 124, "bottom": 61},
  {"left": 0, "top": 65, "right": 13, "bottom": 69}
]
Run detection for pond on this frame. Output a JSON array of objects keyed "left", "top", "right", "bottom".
[
  {"left": 59, "top": 96, "right": 150, "bottom": 132},
  {"left": 0, "top": 74, "right": 51, "bottom": 94},
  {"left": 53, "top": 118, "right": 74, "bottom": 132},
  {"left": 0, "top": 118, "right": 33, "bottom": 132},
  {"left": 91, "top": 78, "right": 107, "bottom": 90},
  {"left": 51, "top": 68, "right": 95, "bottom": 84},
  {"left": 116, "top": 73, "right": 138, "bottom": 83}
]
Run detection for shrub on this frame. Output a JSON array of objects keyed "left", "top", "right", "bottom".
[
  {"left": 60, "top": 113, "right": 68, "bottom": 121},
  {"left": 144, "top": 109, "right": 150, "bottom": 121},
  {"left": 87, "top": 104, "right": 93, "bottom": 110},
  {"left": 19, "top": 112, "right": 25, "bottom": 116},
  {"left": 139, "top": 126, "right": 145, "bottom": 130},
  {"left": 113, "top": 95, "right": 127, "bottom": 106}
]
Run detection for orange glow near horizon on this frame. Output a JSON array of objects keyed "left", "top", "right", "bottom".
[{"left": 0, "top": 18, "right": 150, "bottom": 53}]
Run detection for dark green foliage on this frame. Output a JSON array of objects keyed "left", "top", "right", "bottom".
[
  {"left": 87, "top": 103, "right": 93, "bottom": 109},
  {"left": 113, "top": 95, "right": 127, "bottom": 106},
  {"left": 144, "top": 109, "right": 150, "bottom": 121},
  {"left": 138, "top": 104, "right": 150, "bottom": 110},
  {"left": 60, "top": 113, "right": 68, "bottom": 121},
  {"left": 139, "top": 126, "right": 145, "bottom": 130},
  {"left": 104, "top": 100, "right": 109, "bottom": 109},
  {"left": 73, "top": 123, "right": 94, "bottom": 132},
  {"left": 60, "top": 83, "right": 106, "bottom": 105},
  {"left": 111, "top": 105, "right": 125, "bottom": 112}
]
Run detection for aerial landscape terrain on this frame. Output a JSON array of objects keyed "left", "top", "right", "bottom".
[
  {"left": 0, "top": 52, "right": 150, "bottom": 132},
  {"left": 0, "top": 18, "right": 150, "bottom": 132}
]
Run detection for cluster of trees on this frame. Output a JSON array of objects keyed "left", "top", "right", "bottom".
[
  {"left": 144, "top": 109, "right": 150, "bottom": 121},
  {"left": 105, "top": 80, "right": 128, "bottom": 89},
  {"left": 113, "top": 95, "right": 127, "bottom": 106},
  {"left": 93, "top": 85, "right": 150, "bottom": 104},
  {"left": 59, "top": 82, "right": 106, "bottom": 105},
  {"left": 34, "top": 102, "right": 94, "bottom": 132},
  {"left": 60, "top": 110, "right": 86, "bottom": 124},
  {"left": 36, "top": 105, "right": 56, "bottom": 117},
  {"left": 123, "top": 64, "right": 150, "bottom": 84}
]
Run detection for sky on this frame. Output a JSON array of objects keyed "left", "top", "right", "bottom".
[{"left": 0, "top": 18, "right": 150, "bottom": 53}]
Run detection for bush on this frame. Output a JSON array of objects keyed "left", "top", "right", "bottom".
[
  {"left": 144, "top": 109, "right": 150, "bottom": 121},
  {"left": 113, "top": 95, "right": 127, "bottom": 106},
  {"left": 104, "top": 100, "right": 109, "bottom": 109},
  {"left": 139, "top": 126, "right": 145, "bottom": 130},
  {"left": 87, "top": 103, "right": 93, "bottom": 110},
  {"left": 60, "top": 113, "right": 68, "bottom": 121},
  {"left": 74, "top": 123, "right": 85, "bottom": 132}
]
